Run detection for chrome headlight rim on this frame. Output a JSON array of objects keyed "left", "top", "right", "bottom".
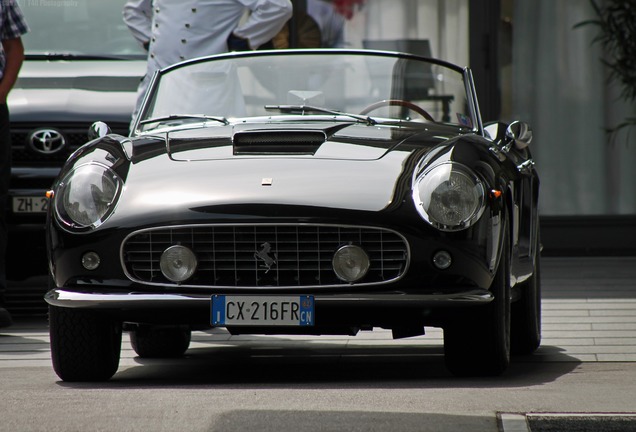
[
  {"left": 54, "top": 162, "right": 122, "bottom": 231},
  {"left": 413, "top": 162, "right": 486, "bottom": 232}
]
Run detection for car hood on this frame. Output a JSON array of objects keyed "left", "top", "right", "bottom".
[
  {"left": 8, "top": 60, "right": 146, "bottom": 123},
  {"left": 111, "top": 122, "right": 459, "bottom": 221}
]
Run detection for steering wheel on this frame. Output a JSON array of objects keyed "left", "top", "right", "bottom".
[{"left": 359, "top": 99, "right": 435, "bottom": 122}]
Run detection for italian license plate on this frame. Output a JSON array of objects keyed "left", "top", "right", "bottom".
[
  {"left": 211, "top": 295, "right": 314, "bottom": 326},
  {"left": 12, "top": 196, "right": 48, "bottom": 213}
]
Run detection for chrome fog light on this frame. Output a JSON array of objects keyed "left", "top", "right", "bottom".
[
  {"left": 81, "top": 251, "right": 101, "bottom": 270},
  {"left": 332, "top": 245, "right": 370, "bottom": 282},
  {"left": 160, "top": 245, "right": 197, "bottom": 283},
  {"left": 433, "top": 250, "right": 452, "bottom": 270}
]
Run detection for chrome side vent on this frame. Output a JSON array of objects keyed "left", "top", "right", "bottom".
[{"left": 233, "top": 130, "right": 326, "bottom": 155}]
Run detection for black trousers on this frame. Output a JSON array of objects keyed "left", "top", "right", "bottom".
[{"left": 0, "top": 104, "right": 10, "bottom": 305}]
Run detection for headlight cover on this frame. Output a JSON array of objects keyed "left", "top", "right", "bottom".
[
  {"left": 413, "top": 162, "right": 486, "bottom": 231},
  {"left": 55, "top": 163, "right": 122, "bottom": 230}
]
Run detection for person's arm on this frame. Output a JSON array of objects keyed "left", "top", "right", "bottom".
[
  {"left": 123, "top": 0, "right": 153, "bottom": 49},
  {"left": 233, "top": 0, "right": 293, "bottom": 49},
  {"left": 0, "top": 37, "right": 24, "bottom": 103}
]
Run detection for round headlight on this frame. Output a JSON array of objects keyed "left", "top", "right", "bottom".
[
  {"left": 413, "top": 162, "right": 485, "bottom": 231},
  {"left": 160, "top": 245, "right": 197, "bottom": 283},
  {"left": 332, "top": 245, "right": 370, "bottom": 283},
  {"left": 55, "top": 163, "right": 121, "bottom": 229}
]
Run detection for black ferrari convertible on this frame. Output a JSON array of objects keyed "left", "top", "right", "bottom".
[{"left": 44, "top": 49, "right": 540, "bottom": 381}]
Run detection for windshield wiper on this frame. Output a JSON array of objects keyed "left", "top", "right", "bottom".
[
  {"left": 265, "top": 104, "right": 377, "bottom": 126},
  {"left": 139, "top": 114, "right": 229, "bottom": 126}
]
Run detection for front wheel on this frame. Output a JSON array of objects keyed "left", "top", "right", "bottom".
[
  {"left": 511, "top": 226, "right": 542, "bottom": 354},
  {"left": 444, "top": 228, "right": 511, "bottom": 376},
  {"left": 49, "top": 305, "right": 122, "bottom": 382}
]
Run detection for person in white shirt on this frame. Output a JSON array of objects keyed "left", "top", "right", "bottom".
[
  {"left": 307, "top": 0, "right": 345, "bottom": 48},
  {"left": 123, "top": 0, "right": 293, "bottom": 128}
]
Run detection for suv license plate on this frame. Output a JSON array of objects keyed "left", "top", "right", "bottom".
[
  {"left": 13, "top": 196, "right": 48, "bottom": 213},
  {"left": 212, "top": 295, "right": 314, "bottom": 326}
]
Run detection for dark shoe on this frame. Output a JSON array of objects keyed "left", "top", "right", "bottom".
[{"left": 0, "top": 307, "right": 12, "bottom": 328}]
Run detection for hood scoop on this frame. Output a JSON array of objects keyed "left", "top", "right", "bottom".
[{"left": 233, "top": 130, "right": 326, "bottom": 155}]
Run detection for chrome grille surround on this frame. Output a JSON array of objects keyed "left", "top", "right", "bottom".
[{"left": 121, "top": 224, "right": 410, "bottom": 289}]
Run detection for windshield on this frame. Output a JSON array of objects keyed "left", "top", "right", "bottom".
[
  {"left": 137, "top": 50, "right": 475, "bottom": 133},
  {"left": 19, "top": 0, "right": 145, "bottom": 58}
]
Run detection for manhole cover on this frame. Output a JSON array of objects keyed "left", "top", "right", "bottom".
[{"left": 500, "top": 413, "right": 636, "bottom": 432}]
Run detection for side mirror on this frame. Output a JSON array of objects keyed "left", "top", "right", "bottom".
[
  {"left": 87, "top": 121, "right": 111, "bottom": 141},
  {"left": 505, "top": 121, "right": 533, "bottom": 150}
]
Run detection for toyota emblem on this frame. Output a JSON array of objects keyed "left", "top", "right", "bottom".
[{"left": 27, "top": 128, "right": 66, "bottom": 155}]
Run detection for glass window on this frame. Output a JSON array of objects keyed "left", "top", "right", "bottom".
[
  {"left": 507, "top": 0, "right": 636, "bottom": 215},
  {"left": 18, "top": 0, "right": 146, "bottom": 58}
]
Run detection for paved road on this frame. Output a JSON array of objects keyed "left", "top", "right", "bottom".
[{"left": 1, "top": 257, "right": 635, "bottom": 431}]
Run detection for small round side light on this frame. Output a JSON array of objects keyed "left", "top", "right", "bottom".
[
  {"left": 81, "top": 252, "right": 101, "bottom": 271},
  {"left": 433, "top": 250, "right": 452, "bottom": 270}
]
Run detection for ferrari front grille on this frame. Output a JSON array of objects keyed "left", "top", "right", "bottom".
[{"left": 121, "top": 224, "right": 409, "bottom": 288}]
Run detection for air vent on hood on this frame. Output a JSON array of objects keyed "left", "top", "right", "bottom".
[{"left": 233, "top": 130, "right": 326, "bottom": 155}]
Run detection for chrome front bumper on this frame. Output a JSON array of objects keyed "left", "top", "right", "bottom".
[{"left": 45, "top": 288, "right": 493, "bottom": 309}]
